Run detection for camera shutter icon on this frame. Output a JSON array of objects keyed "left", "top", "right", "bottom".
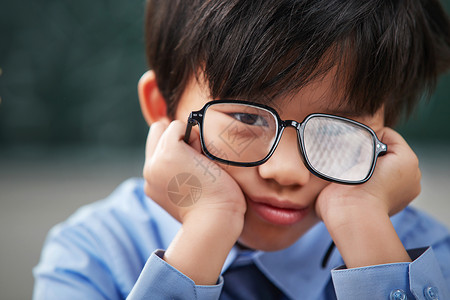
[{"left": 167, "top": 173, "right": 202, "bottom": 207}]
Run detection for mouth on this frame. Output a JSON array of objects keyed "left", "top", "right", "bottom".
[{"left": 246, "top": 195, "right": 309, "bottom": 226}]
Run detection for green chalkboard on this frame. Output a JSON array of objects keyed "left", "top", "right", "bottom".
[{"left": 1, "top": 0, "right": 449, "bottom": 150}]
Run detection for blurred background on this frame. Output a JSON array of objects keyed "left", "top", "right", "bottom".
[{"left": 1, "top": 0, "right": 449, "bottom": 299}]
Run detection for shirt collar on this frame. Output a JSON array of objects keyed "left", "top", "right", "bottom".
[{"left": 222, "top": 223, "right": 343, "bottom": 300}]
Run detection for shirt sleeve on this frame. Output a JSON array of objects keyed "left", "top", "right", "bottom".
[
  {"left": 331, "top": 247, "right": 450, "bottom": 300},
  {"left": 34, "top": 226, "right": 223, "bottom": 300},
  {"left": 33, "top": 224, "right": 124, "bottom": 300},
  {"left": 127, "top": 250, "right": 223, "bottom": 300}
]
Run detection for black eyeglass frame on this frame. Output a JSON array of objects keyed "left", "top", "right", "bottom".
[{"left": 184, "top": 99, "right": 387, "bottom": 185}]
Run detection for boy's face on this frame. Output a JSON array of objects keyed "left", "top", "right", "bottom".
[{"left": 172, "top": 70, "right": 384, "bottom": 251}]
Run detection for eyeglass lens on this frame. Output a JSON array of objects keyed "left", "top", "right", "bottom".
[
  {"left": 303, "top": 117, "right": 374, "bottom": 181},
  {"left": 203, "top": 103, "right": 278, "bottom": 163},
  {"left": 202, "top": 103, "right": 375, "bottom": 182}
]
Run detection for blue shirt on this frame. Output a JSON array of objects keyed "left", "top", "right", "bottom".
[{"left": 33, "top": 178, "right": 450, "bottom": 299}]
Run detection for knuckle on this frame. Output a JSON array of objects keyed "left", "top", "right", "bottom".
[
  {"left": 415, "top": 170, "right": 422, "bottom": 194},
  {"left": 143, "top": 182, "right": 152, "bottom": 197},
  {"left": 416, "top": 183, "right": 422, "bottom": 197},
  {"left": 143, "top": 161, "right": 153, "bottom": 180},
  {"left": 167, "top": 119, "right": 183, "bottom": 130},
  {"left": 403, "top": 148, "right": 420, "bottom": 170},
  {"left": 411, "top": 153, "right": 419, "bottom": 168},
  {"left": 416, "top": 167, "right": 422, "bottom": 180},
  {"left": 150, "top": 120, "right": 167, "bottom": 133}
]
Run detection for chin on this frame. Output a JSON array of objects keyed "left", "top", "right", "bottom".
[{"left": 238, "top": 237, "right": 298, "bottom": 252}]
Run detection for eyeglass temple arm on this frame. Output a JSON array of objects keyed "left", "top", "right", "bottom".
[
  {"left": 183, "top": 115, "right": 197, "bottom": 143},
  {"left": 376, "top": 140, "right": 388, "bottom": 156}
]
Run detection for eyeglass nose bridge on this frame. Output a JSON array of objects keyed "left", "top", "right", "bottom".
[
  {"left": 275, "top": 120, "right": 304, "bottom": 149},
  {"left": 272, "top": 119, "right": 306, "bottom": 159},
  {"left": 280, "top": 120, "right": 302, "bottom": 130}
]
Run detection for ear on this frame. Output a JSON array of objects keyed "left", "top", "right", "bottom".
[{"left": 138, "top": 70, "right": 169, "bottom": 125}]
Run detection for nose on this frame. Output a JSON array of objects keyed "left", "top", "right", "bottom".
[{"left": 257, "top": 128, "right": 311, "bottom": 186}]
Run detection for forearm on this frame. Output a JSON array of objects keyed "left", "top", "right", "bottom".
[
  {"left": 325, "top": 205, "right": 411, "bottom": 269},
  {"left": 163, "top": 211, "right": 243, "bottom": 285}
]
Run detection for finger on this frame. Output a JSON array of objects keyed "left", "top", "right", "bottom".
[
  {"left": 184, "top": 128, "right": 202, "bottom": 153},
  {"left": 376, "top": 127, "right": 417, "bottom": 163},
  {"left": 164, "top": 120, "right": 202, "bottom": 153},
  {"left": 377, "top": 127, "right": 408, "bottom": 151},
  {"left": 146, "top": 120, "right": 170, "bottom": 157},
  {"left": 376, "top": 127, "right": 419, "bottom": 176}
]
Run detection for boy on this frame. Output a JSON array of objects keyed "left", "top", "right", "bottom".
[{"left": 34, "top": 0, "right": 450, "bottom": 299}]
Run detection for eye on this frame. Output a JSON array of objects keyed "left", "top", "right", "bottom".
[{"left": 228, "top": 113, "right": 269, "bottom": 127}]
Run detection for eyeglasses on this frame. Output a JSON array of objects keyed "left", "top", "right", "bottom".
[{"left": 184, "top": 100, "right": 387, "bottom": 184}]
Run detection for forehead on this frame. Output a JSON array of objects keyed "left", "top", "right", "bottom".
[
  {"left": 253, "top": 67, "right": 359, "bottom": 118},
  {"left": 176, "top": 65, "right": 363, "bottom": 121}
]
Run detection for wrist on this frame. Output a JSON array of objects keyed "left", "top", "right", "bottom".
[
  {"left": 318, "top": 188, "right": 391, "bottom": 225},
  {"left": 183, "top": 207, "right": 245, "bottom": 238},
  {"left": 164, "top": 210, "right": 244, "bottom": 285},
  {"left": 324, "top": 205, "right": 411, "bottom": 268}
]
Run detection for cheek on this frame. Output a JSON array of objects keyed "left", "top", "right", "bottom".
[
  {"left": 224, "top": 164, "right": 331, "bottom": 201},
  {"left": 222, "top": 165, "right": 260, "bottom": 190}
]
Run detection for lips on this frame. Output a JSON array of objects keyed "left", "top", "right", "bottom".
[{"left": 246, "top": 195, "right": 309, "bottom": 226}]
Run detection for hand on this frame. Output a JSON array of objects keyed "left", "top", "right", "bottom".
[
  {"left": 315, "top": 128, "right": 420, "bottom": 268},
  {"left": 142, "top": 120, "right": 246, "bottom": 284},
  {"left": 143, "top": 119, "right": 246, "bottom": 227},
  {"left": 316, "top": 127, "right": 421, "bottom": 221}
]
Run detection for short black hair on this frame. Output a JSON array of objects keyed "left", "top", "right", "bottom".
[{"left": 145, "top": 0, "right": 450, "bottom": 126}]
